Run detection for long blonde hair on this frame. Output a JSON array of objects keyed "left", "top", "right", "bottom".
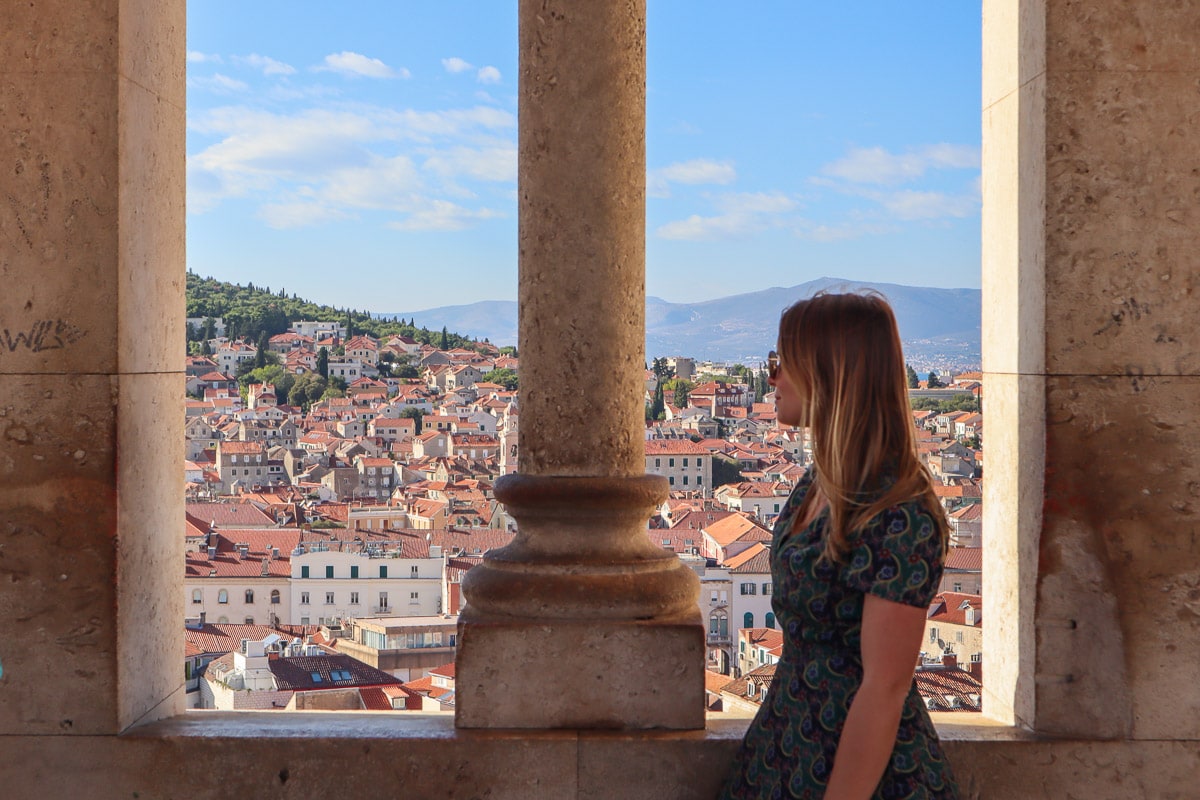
[{"left": 778, "top": 291, "right": 948, "bottom": 562}]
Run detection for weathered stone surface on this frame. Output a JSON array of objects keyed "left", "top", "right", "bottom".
[
  {"left": 0, "top": 70, "right": 120, "bottom": 376},
  {"left": 118, "top": 78, "right": 185, "bottom": 375},
  {"left": 0, "top": 374, "right": 120, "bottom": 735},
  {"left": 1047, "top": 0, "right": 1200, "bottom": 73},
  {"left": 1040, "top": 375, "right": 1200, "bottom": 739},
  {"left": 517, "top": 0, "right": 647, "bottom": 477},
  {"left": 456, "top": 616, "right": 705, "bottom": 730},
  {"left": 1044, "top": 68, "right": 1200, "bottom": 376}
]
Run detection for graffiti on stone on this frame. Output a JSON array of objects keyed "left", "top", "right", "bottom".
[{"left": 0, "top": 319, "right": 86, "bottom": 355}]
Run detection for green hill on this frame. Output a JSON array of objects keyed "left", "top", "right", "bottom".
[{"left": 185, "top": 271, "right": 478, "bottom": 350}]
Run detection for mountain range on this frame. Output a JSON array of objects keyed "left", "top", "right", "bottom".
[{"left": 385, "top": 277, "right": 981, "bottom": 372}]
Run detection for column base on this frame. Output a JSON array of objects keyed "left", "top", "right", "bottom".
[{"left": 455, "top": 610, "right": 706, "bottom": 730}]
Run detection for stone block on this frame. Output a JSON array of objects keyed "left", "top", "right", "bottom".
[
  {"left": 0, "top": 373, "right": 120, "bottom": 736},
  {"left": 2, "top": 0, "right": 118, "bottom": 75},
  {"left": 982, "top": 0, "right": 1046, "bottom": 111},
  {"left": 1047, "top": 0, "right": 1200, "bottom": 73},
  {"left": 0, "top": 71, "right": 120, "bottom": 376},
  {"left": 119, "top": 0, "right": 186, "bottom": 109},
  {"left": 456, "top": 614, "right": 706, "bottom": 730},
  {"left": 1044, "top": 69, "right": 1200, "bottom": 376},
  {"left": 116, "top": 371, "right": 184, "bottom": 729},
  {"left": 980, "top": 371, "right": 1043, "bottom": 727},
  {"left": 1040, "top": 375, "right": 1200, "bottom": 739},
  {"left": 981, "top": 75, "right": 1046, "bottom": 378},
  {"left": 117, "top": 78, "right": 185, "bottom": 375}
]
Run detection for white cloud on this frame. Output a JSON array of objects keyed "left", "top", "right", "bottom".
[
  {"left": 389, "top": 200, "right": 502, "bottom": 231},
  {"left": 423, "top": 145, "right": 517, "bottom": 183},
  {"left": 822, "top": 144, "right": 979, "bottom": 185},
  {"left": 187, "top": 73, "right": 249, "bottom": 94},
  {"left": 258, "top": 202, "right": 349, "bottom": 229},
  {"left": 477, "top": 66, "right": 502, "bottom": 84},
  {"left": 187, "top": 102, "right": 518, "bottom": 232},
  {"left": 656, "top": 192, "right": 795, "bottom": 241},
  {"left": 318, "top": 51, "right": 408, "bottom": 79},
  {"left": 235, "top": 53, "right": 296, "bottom": 76},
  {"left": 876, "top": 189, "right": 978, "bottom": 220},
  {"left": 648, "top": 159, "right": 736, "bottom": 198},
  {"left": 443, "top": 57, "right": 473, "bottom": 73},
  {"left": 187, "top": 51, "right": 223, "bottom": 64}
]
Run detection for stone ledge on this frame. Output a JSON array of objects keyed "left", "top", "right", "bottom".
[{"left": 6, "top": 713, "right": 1199, "bottom": 799}]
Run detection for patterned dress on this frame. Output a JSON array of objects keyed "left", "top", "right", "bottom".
[{"left": 720, "top": 470, "right": 960, "bottom": 799}]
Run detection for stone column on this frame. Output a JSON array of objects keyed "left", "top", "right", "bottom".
[
  {"left": 456, "top": 0, "right": 704, "bottom": 729},
  {"left": 985, "top": 0, "right": 1200, "bottom": 740},
  {"left": 0, "top": 0, "right": 185, "bottom": 735}
]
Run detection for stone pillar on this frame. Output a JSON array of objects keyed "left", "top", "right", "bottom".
[
  {"left": 986, "top": 0, "right": 1200, "bottom": 740},
  {"left": 0, "top": 0, "right": 185, "bottom": 735},
  {"left": 456, "top": 0, "right": 704, "bottom": 729}
]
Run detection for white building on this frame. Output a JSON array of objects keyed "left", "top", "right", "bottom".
[{"left": 290, "top": 547, "right": 444, "bottom": 626}]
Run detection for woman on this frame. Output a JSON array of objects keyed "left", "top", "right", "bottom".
[{"left": 721, "top": 292, "right": 960, "bottom": 800}]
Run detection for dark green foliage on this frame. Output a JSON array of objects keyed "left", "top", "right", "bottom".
[
  {"left": 909, "top": 394, "right": 980, "bottom": 413},
  {"left": 399, "top": 407, "right": 423, "bottom": 433},
  {"left": 906, "top": 363, "right": 919, "bottom": 389},
  {"left": 712, "top": 456, "right": 744, "bottom": 488},
  {"left": 481, "top": 368, "right": 519, "bottom": 391},
  {"left": 184, "top": 271, "right": 476, "bottom": 349},
  {"left": 316, "top": 347, "right": 329, "bottom": 379},
  {"left": 926, "top": 370, "right": 944, "bottom": 388}
]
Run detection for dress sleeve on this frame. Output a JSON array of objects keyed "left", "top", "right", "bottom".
[{"left": 839, "top": 499, "right": 944, "bottom": 608}]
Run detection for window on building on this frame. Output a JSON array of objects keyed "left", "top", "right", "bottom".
[
  {"left": 244, "top": 590, "right": 254, "bottom": 603},
  {"left": 740, "top": 583, "right": 756, "bottom": 595},
  {"left": 929, "top": 627, "right": 939, "bottom": 642},
  {"left": 301, "top": 592, "right": 310, "bottom": 604},
  {"left": 669, "top": 476, "right": 675, "bottom": 485},
  {"left": 957, "top": 631, "right": 965, "bottom": 643},
  {"left": 271, "top": 590, "right": 280, "bottom": 604},
  {"left": 379, "top": 592, "right": 389, "bottom": 609},
  {"left": 191, "top": 589, "right": 202, "bottom": 604},
  {"left": 325, "top": 565, "right": 334, "bottom": 579},
  {"left": 244, "top": 617, "right": 254, "bottom": 625},
  {"left": 411, "top": 565, "right": 419, "bottom": 577},
  {"left": 766, "top": 612, "right": 776, "bottom": 629},
  {"left": 325, "top": 592, "right": 335, "bottom": 604},
  {"left": 762, "top": 583, "right": 772, "bottom": 595},
  {"left": 696, "top": 475, "right": 703, "bottom": 486},
  {"left": 953, "top": 582, "right": 963, "bottom": 592},
  {"left": 669, "top": 458, "right": 675, "bottom": 467},
  {"left": 744, "top": 612, "right": 753, "bottom": 628},
  {"left": 301, "top": 566, "right": 309, "bottom": 579},
  {"left": 655, "top": 458, "right": 660, "bottom": 467},
  {"left": 683, "top": 458, "right": 689, "bottom": 467},
  {"left": 380, "top": 566, "right": 388, "bottom": 579},
  {"left": 410, "top": 591, "right": 419, "bottom": 600},
  {"left": 351, "top": 566, "right": 359, "bottom": 579},
  {"left": 350, "top": 592, "right": 359, "bottom": 604},
  {"left": 217, "top": 589, "right": 228, "bottom": 604},
  {"left": 682, "top": 475, "right": 689, "bottom": 485}
]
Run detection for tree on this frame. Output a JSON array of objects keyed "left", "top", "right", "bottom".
[
  {"left": 906, "top": 363, "right": 919, "bottom": 389},
  {"left": 316, "top": 346, "right": 329, "bottom": 379},
  {"left": 650, "top": 381, "right": 666, "bottom": 420},
  {"left": 712, "top": 456, "right": 744, "bottom": 488},
  {"left": 440, "top": 326, "right": 449, "bottom": 351},
  {"left": 481, "top": 368, "right": 519, "bottom": 391},
  {"left": 499, "top": 346, "right": 518, "bottom": 357},
  {"left": 927, "top": 370, "right": 944, "bottom": 388},
  {"left": 254, "top": 331, "right": 270, "bottom": 369},
  {"left": 755, "top": 368, "right": 768, "bottom": 402},
  {"left": 399, "top": 406, "right": 423, "bottom": 433}
]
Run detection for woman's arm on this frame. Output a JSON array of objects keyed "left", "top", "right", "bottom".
[{"left": 823, "top": 593, "right": 928, "bottom": 800}]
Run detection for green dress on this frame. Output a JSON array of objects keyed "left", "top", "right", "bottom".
[{"left": 720, "top": 470, "right": 960, "bottom": 799}]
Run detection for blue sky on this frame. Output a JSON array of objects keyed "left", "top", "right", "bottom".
[{"left": 187, "top": 2, "right": 981, "bottom": 313}]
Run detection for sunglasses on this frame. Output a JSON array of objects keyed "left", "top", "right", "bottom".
[{"left": 766, "top": 350, "right": 780, "bottom": 380}]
